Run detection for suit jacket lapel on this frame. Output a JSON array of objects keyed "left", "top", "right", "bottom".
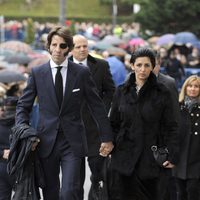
[
  {"left": 61, "top": 61, "right": 77, "bottom": 110},
  {"left": 69, "top": 55, "right": 98, "bottom": 76},
  {"left": 87, "top": 59, "right": 98, "bottom": 76},
  {"left": 42, "top": 62, "right": 59, "bottom": 109}
]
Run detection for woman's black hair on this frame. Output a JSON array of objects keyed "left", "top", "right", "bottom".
[{"left": 130, "top": 47, "right": 156, "bottom": 68}]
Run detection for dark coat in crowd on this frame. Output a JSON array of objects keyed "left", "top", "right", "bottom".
[
  {"left": 0, "top": 109, "right": 15, "bottom": 200},
  {"left": 8, "top": 124, "right": 45, "bottom": 200},
  {"left": 110, "top": 72, "right": 179, "bottom": 179},
  {"left": 0, "top": 116, "right": 14, "bottom": 159},
  {"left": 157, "top": 72, "right": 179, "bottom": 115},
  {"left": 164, "top": 57, "right": 185, "bottom": 81},
  {"left": 173, "top": 102, "right": 200, "bottom": 179}
]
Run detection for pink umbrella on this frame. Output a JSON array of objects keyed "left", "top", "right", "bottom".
[{"left": 128, "top": 38, "right": 145, "bottom": 46}]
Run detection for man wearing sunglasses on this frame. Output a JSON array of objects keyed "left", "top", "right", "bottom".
[{"left": 15, "top": 26, "right": 114, "bottom": 200}]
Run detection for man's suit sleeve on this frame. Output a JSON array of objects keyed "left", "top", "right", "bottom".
[
  {"left": 82, "top": 68, "right": 113, "bottom": 142},
  {"left": 16, "top": 71, "right": 37, "bottom": 125}
]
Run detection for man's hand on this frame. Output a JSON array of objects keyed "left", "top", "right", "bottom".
[
  {"left": 99, "top": 142, "right": 114, "bottom": 157},
  {"left": 3, "top": 149, "right": 10, "bottom": 159},
  {"left": 163, "top": 161, "right": 175, "bottom": 168},
  {"left": 31, "top": 138, "right": 40, "bottom": 151}
]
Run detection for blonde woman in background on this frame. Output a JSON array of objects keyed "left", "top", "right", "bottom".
[{"left": 173, "top": 75, "right": 200, "bottom": 200}]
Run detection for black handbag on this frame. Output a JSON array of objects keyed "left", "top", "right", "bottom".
[{"left": 151, "top": 145, "right": 169, "bottom": 167}]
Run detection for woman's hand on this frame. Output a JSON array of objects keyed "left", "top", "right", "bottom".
[{"left": 3, "top": 149, "right": 10, "bottom": 159}]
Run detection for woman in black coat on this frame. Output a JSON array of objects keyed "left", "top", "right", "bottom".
[
  {"left": 109, "top": 47, "right": 179, "bottom": 200},
  {"left": 0, "top": 96, "right": 18, "bottom": 200},
  {"left": 173, "top": 75, "right": 200, "bottom": 200}
]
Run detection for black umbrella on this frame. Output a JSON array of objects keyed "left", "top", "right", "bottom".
[
  {"left": 3, "top": 53, "right": 32, "bottom": 65},
  {"left": 0, "top": 70, "right": 27, "bottom": 83}
]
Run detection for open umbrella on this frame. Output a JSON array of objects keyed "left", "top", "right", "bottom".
[
  {"left": 0, "top": 48, "right": 15, "bottom": 57},
  {"left": 93, "top": 41, "right": 113, "bottom": 51},
  {"left": 3, "top": 53, "right": 32, "bottom": 65},
  {"left": 0, "top": 70, "right": 27, "bottom": 83},
  {"left": 0, "top": 41, "right": 33, "bottom": 54},
  {"left": 173, "top": 32, "right": 198, "bottom": 45},
  {"left": 102, "top": 35, "right": 125, "bottom": 45},
  {"left": 128, "top": 38, "right": 145, "bottom": 46},
  {"left": 157, "top": 34, "right": 175, "bottom": 46},
  {"left": 107, "top": 46, "right": 127, "bottom": 56},
  {"left": 190, "top": 40, "right": 200, "bottom": 51}
]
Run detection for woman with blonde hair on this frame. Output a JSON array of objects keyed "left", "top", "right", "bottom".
[
  {"left": 179, "top": 75, "right": 200, "bottom": 103},
  {"left": 173, "top": 75, "right": 200, "bottom": 200}
]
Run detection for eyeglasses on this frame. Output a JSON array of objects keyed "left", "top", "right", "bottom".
[{"left": 59, "top": 43, "right": 68, "bottom": 49}]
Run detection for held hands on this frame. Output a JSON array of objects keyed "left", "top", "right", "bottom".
[
  {"left": 31, "top": 138, "right": 40, "bottom": 151},
  {"left": 99, "top": 142, "right": 114, "bottom": 157},
  {"left": 163, "top": 161, "right": 175, "bottom": 168},
  {"left": 3, "top": 149, "right": 10, "bottom": 160}
]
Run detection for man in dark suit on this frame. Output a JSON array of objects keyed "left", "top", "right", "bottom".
[
  {"left": 154, "top": 51, "right": 179, "bottom": 122},
  {"left": 15, "top": 26, "right": 114, "bottom": 200},
  {"left": 153, "top": 51, "right": 179, "bottom": 200},
  {"left": 69, "top": 34, "right": 115, "bottom": 200}
]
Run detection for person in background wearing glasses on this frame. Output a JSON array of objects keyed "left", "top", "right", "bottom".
[
  {"left": 15, "top": 26, "right": 114, "bottom": 200},
  {"left": 69, "top": 34, "right": 115, "bottom": 200}
]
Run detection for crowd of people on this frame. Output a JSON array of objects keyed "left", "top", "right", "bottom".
[
  {"left": 2, "top": 19, "right": 200, "bottom": 90},
  {"left": 0, "top": 24, "right": 200, "bottom": 200}
]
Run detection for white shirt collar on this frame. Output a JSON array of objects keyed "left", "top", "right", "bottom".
[
  {"left": 73, "top": 58, "right": 87, "bottom": 66},
  {"left": 50, "top": 59, "right": 68, "bottom": 69}
]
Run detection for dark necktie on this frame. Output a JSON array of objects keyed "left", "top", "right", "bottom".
[{"left": 55, "top": 66, "right": 63, "bottom": 108}]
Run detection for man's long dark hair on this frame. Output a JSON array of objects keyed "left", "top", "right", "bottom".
[{"left": 46, "top": 26, "right": 74, "bottom": 54}]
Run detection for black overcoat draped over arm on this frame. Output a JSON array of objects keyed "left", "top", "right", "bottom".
[{"left": 8, "top": 124, "right": 45, "bottom": 200}]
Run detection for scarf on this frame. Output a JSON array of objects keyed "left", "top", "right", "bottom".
[{"left": 184, "top": 96, "right": 199, "bottom": 113}]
